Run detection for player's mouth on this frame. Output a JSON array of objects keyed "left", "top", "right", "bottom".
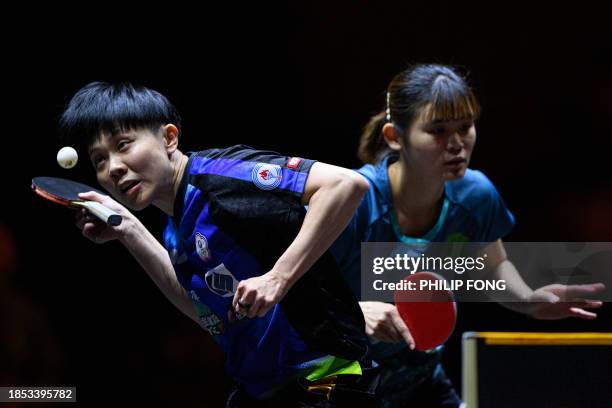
[
  {"left": 119, "top": 180, "right": 142, "bottom": 196},
  {"left": 444, "top": 157, "right": 466, "bottom": 167}
]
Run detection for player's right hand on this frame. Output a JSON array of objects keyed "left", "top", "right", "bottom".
[
  {"left": 74, "top": 191, "right": 135, "bottom": 244},
  {"left": 359, "top": 301, "right": 415, "bottom": 349}
]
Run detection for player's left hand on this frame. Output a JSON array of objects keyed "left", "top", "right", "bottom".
[
  {"left": 231, "top": 271, "right": 288, "bottom": 318},
  {"left": 526, "top": 283, "right": 605, "bottom": 320}
]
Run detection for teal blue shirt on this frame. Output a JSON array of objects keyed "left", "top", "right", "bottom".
[{"left": 330, "top": 154, "right": 515, "bottom": 359}]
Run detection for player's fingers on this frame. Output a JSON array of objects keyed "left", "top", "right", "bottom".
[
  {"left": 250, "top": 304, "right": 263, "bottom": 319},
  {"left": 390, "top": 310, "right": 416, "bottom": 349},
  {"left": 256, "top": 307, "right": 268, "bottom": 318},
  {"left": 77, "top": 211, "right": 96, "bottom": 225},
  {"left": 563, "top": 283, "right": 606, "bottom": 299},
  {"left": 82, "top": 222, "right": 103, "bottom": 243},
  {"left": 366, "top": 314, "right": 402, "bottom": 343},
  {"left": 246, "top": 296, "right": 263, "bottom": 318},
  {"left": 236, "top": 288, "right": 255, "bottom": 315},
  {"left": 75, "top": 218, "right": 93, "bottom": 231},
  {"left": 569, "top": 307, "right": 598, "bottom": 320},
  {"left": 365, "top": 324, "right": 392, "bottom": 342},
  {"left": 231, "top": 288, "right": 242, "bottom": 311},
  {"left": 256, "top": 298, "right": 276, "bottom": 318},
  {"left": 565, "top": 299, "right": 603, "bottom": 309},
  {"left": 583, "top": 300, "right": 604, "bottom": 308},
  {"left": 382, "top": 327, "right": 403, "bottom": 343},
  {"left": 78, "top": 191, "right": 106, "bottom": 202},
  {"left": 75, "top": 210, "right": 87, "bottom": 229}
]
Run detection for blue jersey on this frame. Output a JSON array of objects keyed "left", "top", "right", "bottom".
[
  {"left": 163, "top": 146, "right": 367, "bottom": 397},
  {"left": 330, "top": 154, "right": 515, "bottom": 360}
]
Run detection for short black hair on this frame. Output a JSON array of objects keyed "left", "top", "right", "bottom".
[{"left": 59, "top": 82, "right": 182, "bottom": 152}]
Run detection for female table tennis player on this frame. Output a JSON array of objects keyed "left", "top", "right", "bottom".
[
  {"left": 62, "top": 81, "right": 380, "bottom": 407},
  {"left": 330, "top": 63, "right": 605, "bottom": 407}
]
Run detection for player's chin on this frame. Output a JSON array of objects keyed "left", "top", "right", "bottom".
[
  {"left": 123, "top": 196, "right": 149, "bottom": 211},
  {"left": 111, "top": 192, "right": 147, "bottom": 211},
  {"left": 126, "top": 201, "right": 148, "bottom": 211},
  {"left": 443, "top": 167, "right": 467, "bottom": 180}
]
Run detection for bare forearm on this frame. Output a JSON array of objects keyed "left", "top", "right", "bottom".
[
  {"left": 119, "top": 220, "right": 198, "bottom": 323},
  {"left": 489, "top": 259, "right": 534, "bottom": 313}
]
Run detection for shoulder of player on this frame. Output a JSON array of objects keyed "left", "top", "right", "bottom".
[
  {"left": 193, "top": 144, "right": 272, "bottom": 160},
  {"left": 192, "top": 144, "right": 307, "bottom": 169},
  {"left": 445, "top": 169, "right": 503, "bottom": 211},
  {"left": 352, "top": 163, "right": 388, "bottom": 226}
]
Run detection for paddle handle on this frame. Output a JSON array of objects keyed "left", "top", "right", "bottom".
[{"left": 74, "top": 201, "right": 123, "bottom": 226}]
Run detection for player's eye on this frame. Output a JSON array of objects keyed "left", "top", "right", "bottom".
[
  {"left": 93, "top": 156, "right": 105, "bottom": 168},
  {"left": 429, "top": 126, "right": 446, "bottom": 135},
  {"left": 117, "top": 140, "right": 130, "bottom": 151},
  {"left": 458, "top": 123, "right": 473, "bottom": 134}
]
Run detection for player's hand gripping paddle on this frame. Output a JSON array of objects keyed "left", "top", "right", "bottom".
[
  {"left": 32, "top": 176, "right": 122, "bottom": 226},
  {"left": 393, "top": 271, "right": 457, "bottom": 351}
]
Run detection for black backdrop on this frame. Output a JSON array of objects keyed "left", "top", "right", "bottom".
[{"left": 1, "top": 1, "right": 611, "bottom": 406}]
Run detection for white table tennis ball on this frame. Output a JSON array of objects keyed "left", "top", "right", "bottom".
[{"left": 57, "top": 146, "right": 78, "bottom": 169}]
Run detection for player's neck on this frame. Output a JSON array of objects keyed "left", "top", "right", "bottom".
[
  {"left": 155, "top": 151, "right": 189, "bottom": 216},
  {"left": 388, "top": 159, "right": 444, "bottom": 229}
]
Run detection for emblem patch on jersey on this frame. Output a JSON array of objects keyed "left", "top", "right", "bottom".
[
  {"left": 205, "top": 263, "right": 239, "bottom": 298},
  {"left": 287, "top": 157, "right": 302, "bottom": 169},
  {"left": 200, "top": 312, "right": 225, "bottom": 336},
  {"left": 189, "top": 291, "right": 225, "bottom": 335},
  {"left": 252, "top": 163, "right": 282, "bottom": 190},
  {"left": 195, "top": 232, "right": 211, "bottom": 262}
]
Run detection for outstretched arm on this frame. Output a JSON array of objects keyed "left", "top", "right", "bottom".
[
  {"left": 484, "top": 239, "right": 604, "bottom": 319},
  {"left": 76, "top": 191, "right": 199, "bottom": 324}
]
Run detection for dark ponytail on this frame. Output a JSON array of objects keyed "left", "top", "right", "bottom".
[
  {"left": 358, "top": 111, "right": 389, "bottom": 164},
  {"left": 357, "top": 64, "right": 480, "bottom": 164}
]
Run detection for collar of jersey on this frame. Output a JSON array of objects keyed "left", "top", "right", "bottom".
[
  {"left": 389, "top": 197, "right": 449, "bottom": 244},
  {"left": 172, "top": 152, "right": 196, "bottom": 225}
]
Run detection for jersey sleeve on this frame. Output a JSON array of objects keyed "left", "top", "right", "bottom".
[
  {"left": 190, "top": 145, "right": 315, "bottom": 222},
  {"left": 186, "top": 145, "right": 317, "bottom": 270},
  {"left": 475, "top": 171, "right": 516, "bottom": 242},
  {"left": 329, "top": 187, "right": 373, "bottom": 296}
]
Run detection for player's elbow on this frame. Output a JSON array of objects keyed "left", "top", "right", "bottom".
[
  {"left": 351, "top": 171, "right": 370, "bottom": 197},
  {"left": 335, "top": 170, "right": 370, "bottom": 202}
]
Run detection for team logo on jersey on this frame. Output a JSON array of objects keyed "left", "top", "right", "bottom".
[
  {"left": 195, "top": 232, "right": 211, "bottom": 261},
  {"left": 252, "top": 163, "right": 282, "bottom": 190},
  {"left": 189, "top": 290, "right": 225, "bottom": 335},
  {"left": 189, "top": 291, "right": 225, "bottom": 335},
  {"left": 205, "top": 263, "right": 239, "bottom": 298},
  {"left": 200, "top": 312, "right": 225, "bottom": 336},
  {"left": 287, "top": 157, "right": 302, "bottom": 169}
]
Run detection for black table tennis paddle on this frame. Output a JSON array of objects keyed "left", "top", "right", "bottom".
[{"left": 32, "top": 176, "right": 122, "bottom": 226}]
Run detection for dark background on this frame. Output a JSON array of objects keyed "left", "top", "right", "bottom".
[{"left": 1, "top": 1, "right": 611, "bottom": 406}]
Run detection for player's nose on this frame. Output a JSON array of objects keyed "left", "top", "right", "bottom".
[
  {"left": 108, "top": 155, "right": 127, "bottom": 182},
  {"left": 446, "top": 132, "right": 463, "bottom": 152}
]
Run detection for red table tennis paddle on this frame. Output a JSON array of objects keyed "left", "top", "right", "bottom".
[
  {"left": 32, "top": 176, "right": 122, "bottom": 226},
  {"left": 393, "top": 271, "right": 457, "bottom": 351}
]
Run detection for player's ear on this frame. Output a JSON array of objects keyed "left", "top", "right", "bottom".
[
  {"left": 161, "top": 124, "right": 180, "bottom": 155},
  {"left": 382, "top": 123, "right": 402, "bottom": 151}
]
